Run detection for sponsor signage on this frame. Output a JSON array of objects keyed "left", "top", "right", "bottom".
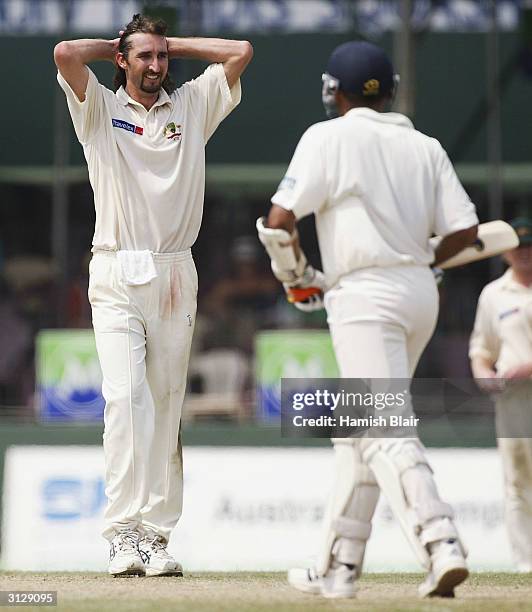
[
  {"left": 36, "top": 330, "right": 104, "bottom": 422},
  {"left": 1, "top": 446, "right": 512, "bottom": 572},
  {"left": 254, "top": 331, "right": 339, "bottom": 421}
]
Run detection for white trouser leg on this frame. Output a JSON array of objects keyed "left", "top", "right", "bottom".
[
  {"left": 316, "top": 439, "right": 379, "bottom": 576},
  {"left": 497, "top": 436, "right": 532, "bottom": 571},
  {"left": 141, "top": 258, "right": 197, "bottom": 540},
  {"left": 97, "top": 326, "right": 154, "bottom": 540},
  {"left": 325, "top": 266, "right": 438, "bottom": 379},
  {"left": 325, "top": 267, "right": 464, "bottom": 567},
  {"left": 89, "top": 253, "right": 197, "bottom": 542},
  {"left": 89, "top": 254, "right": 154, "bottom": 540}
]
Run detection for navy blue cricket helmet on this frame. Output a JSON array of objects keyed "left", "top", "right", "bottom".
[{"left": 322, "top": 41, "right": 398, "bottom": 118}]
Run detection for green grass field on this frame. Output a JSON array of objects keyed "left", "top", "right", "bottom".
[{"left": 1, "top": 572, "right": 532, "bottom": 612}]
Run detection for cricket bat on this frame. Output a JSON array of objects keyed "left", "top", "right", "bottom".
[{"left": 430, "top": 220, "right": 519, "bottom": 270}]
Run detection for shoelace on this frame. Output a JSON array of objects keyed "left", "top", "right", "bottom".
[
  {"left": 144, "top": 536, "right": 172, "bottom": 559},
  {"left": 117, "top": 531, "right": 139, "bottom": 553}
]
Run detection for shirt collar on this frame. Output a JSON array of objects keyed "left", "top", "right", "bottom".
[
  {"left": 116, "top": 86, "right": 173, "bottom": 110},
  {"left": 345, "top": 107, "right": 414, "bottom": 129},
  {"left": 501, "top": 268, "right": 532, "bottom": 292}
]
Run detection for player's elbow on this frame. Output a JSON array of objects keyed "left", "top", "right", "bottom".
[
  {"left": 54, "top": 41, "right": 72, "bottom": 67},
  {"left": 233, "top": 40, "right": 253, "bottom": 74},
  {"left": 238, "top": 40, "right": 254, "bottom": 63}
]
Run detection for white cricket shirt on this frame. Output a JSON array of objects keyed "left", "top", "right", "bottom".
[
  {"left": 58, "top": 64, "right": 241, "bottom": 253},
  {"left": 469, "top": 270, "right": 532, "bottom": 374},
  {"left": 271, "top": 107, "right": 478, "bottom": 286}
]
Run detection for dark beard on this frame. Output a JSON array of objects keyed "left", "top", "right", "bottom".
[{"left": 140, "top": 75, "right": 162, "bottom": 94}]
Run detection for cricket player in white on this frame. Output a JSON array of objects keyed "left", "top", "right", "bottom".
[
  {"left": 257, "top": 41, "right": 478, "bottom": 598},
  {"left": 470, "top": 218, "right": 532, "bottom": 572},
  {"left": 54, "top": 14, "right": 252, "bottom": 576}
]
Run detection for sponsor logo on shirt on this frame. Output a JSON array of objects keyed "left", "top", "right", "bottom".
[
  {"left": 112, "top": 118, "right": 144, "bottom": 135},
  {"left": 499, "top": 307, "right": 519, "bottom": 321},
  {"left": 163, "top": 122, "right": 182, "bottom": 140},
  {"left": 278, "top": 176, "right": 296, "bottom": 191}
]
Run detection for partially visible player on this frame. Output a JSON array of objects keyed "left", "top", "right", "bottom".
[
  {"left": 257, "top": 41, "right": 478, "bottom": 598},
  {"left": 470, "top": 217, "right": 532, "bottom": 572},
  {"left": 54, "top": 14, "right": 252, "bottom": 576}
]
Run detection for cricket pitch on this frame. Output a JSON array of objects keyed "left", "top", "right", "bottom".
[{"left": 1, "top": 572, "right": 531, "bottom": 612}]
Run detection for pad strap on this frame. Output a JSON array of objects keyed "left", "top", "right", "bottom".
[
  {"left": 416, "top": 500, "right": 454, "bottom": 526},
  {"left": 419, "top": 518, "right": 460, "bottom": 547},
  {"left": 391, "top": 440, "right": 432, "bottom": 475}
]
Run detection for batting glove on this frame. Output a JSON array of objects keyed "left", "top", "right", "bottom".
[{"left": 283, "top": 265, "right": 326, "bottom": 312}]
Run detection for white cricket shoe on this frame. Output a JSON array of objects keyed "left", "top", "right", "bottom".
[
  {"left": 418, "top": 539, "right": 469, "bottom": 598},
  {"left": 108, "top": 530, "right": 145, "bottom": 577},
  {"left": 138, "top": 534, "right": 183, "bottom": 577},
  {"left": 288, "top": 565, "right": 357, "bottom": 599}
]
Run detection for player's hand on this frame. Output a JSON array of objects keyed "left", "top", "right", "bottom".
[
  {"left": 283, "top": 265, "right": 326, "bottom": 312},
  {"left": 109, "top": 31, "right": 124, "bottom": 60},
  {"left": 110, "top": 38, "right": 121, "bottom": 60},
  {"left": 475, "top": 372, "right": 506, "bottom": 394},
  {"left": 502, "top": 363, "right": 532, "bottom": 382}
]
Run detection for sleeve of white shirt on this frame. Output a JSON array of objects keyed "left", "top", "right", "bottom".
[
  {"left": 270, "top": 125, "right": 327, "bottom": 220},
  {"left": 469, "top": 288, "right": 500, "bottom": 365},
  {"left": 186, "top": 63, "right": 242, "bottom": 143},
  {"left": 432, "top": 141, "right": 479, "bottom": 237},
  {"left": 56, "top": 67, "right": 105, "bottom": 145}
]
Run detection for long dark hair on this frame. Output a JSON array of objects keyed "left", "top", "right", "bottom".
[{"left": 113, "top": 13, "right": 176, "bottom": 94}]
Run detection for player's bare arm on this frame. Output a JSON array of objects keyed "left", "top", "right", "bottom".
[
  {"left": 167, "top": 37, "right": 253, "bottom": 88},
  {"left": 432, "top": 225, "right": 478, "bottom": 266},
  {"left": 266, "top": 204, "right": 295, "bottom": 233},
  {"left": 53, "top": 38, "right": 119, "bottom": 101}
]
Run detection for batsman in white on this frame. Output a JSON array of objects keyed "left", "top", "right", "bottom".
[
  {"left": 257, "top": 41, "right": 479, "bottom": 598},
  {"left": 54, "top": 14, "right": 252, "bottom": 576},
  {"left": 470, "top": 217, "right": 532, "bottom": 572}
]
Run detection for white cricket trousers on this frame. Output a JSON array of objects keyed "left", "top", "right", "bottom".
[
  {"left": 325, "top": 265, "right": 438, "bottom": 379},
  {"left": 320, "top": 266, "right": 450, "bottom": 571},
  {"left": 88, "top": 250, "right": 197, "bottom": 542}
]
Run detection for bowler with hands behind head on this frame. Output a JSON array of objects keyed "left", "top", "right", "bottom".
[{"left": 54, "top": 14, "right": 252, "bottom": 577}]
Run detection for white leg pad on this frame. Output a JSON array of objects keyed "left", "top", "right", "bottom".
[
  {"left": 332, "top": 517, "right": 373, "bottom": 540},
  {"left": 361, "top": 438, "right": 466, "bottom": 569},
  {"left": 331, "top": 518, "right": 373, "bottom": 569},
  {"left": 416, "top": 500, "right": 454, "bottom": 525},
  {"left": 316, "top": 440, "right": 379, "bottom": 576},
  {"left": 362, "top": 439, "right": 431, "bottom": 568},
  {"left": 420, "top": 517, "right": 467, "bottom": 557}
]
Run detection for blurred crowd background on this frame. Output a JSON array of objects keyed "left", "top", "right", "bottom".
[{"left": 0, "top": 0, "right": 531, "bottom": 419}]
